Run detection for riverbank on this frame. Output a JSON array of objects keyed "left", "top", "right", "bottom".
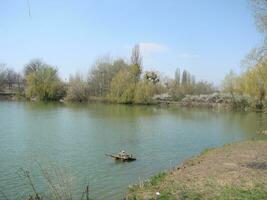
[
  {"left": 0, "top": 91, "right": 16, "bottom": 100},
  {"left": 180, "top": 93, "right": 267, "bottom": 111},
  {"left": 126, "top": 140, "right": 267, "bottom": 200},
  {"left": 4, "top": 92, "right": 267, "bottom": 113}
]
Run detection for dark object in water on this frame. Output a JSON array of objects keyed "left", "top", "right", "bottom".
[{"left": 106, "top": 150, "right": 136, "bottom": 162}]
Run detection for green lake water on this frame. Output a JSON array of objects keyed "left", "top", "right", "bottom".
[{"left": 0, "top": 101, "right": 266, "bottom": 199}]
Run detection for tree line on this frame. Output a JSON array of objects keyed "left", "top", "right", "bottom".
[
  {"left": 0, "top": 63, "right": 23, "bottom": 92},
  {"left": 0, "top": 44, "right": 215, "bottom": 104}
]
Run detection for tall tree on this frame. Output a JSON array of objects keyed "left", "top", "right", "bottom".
[
  {"left": 175, "top": 68, "right": 180, "bottom": 85},
  {"left": 247, "top": 0, "right": 267, "bottom": 63},
  {"left": 181, "top": 70, "right": 188, "bottom": 85},
  {"left": 131, "top": 44, "right": 142, "bottom": 68},
  {"left": 130, "top": 44, "right": 142, "bottom": 81}
]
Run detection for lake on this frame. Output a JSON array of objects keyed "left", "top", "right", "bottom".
[{"left": 0, "top": 101, "right": 266, "bottom": 199}]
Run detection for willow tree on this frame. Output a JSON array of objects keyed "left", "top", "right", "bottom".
[
  {"left": 246, "top": 0, "right": 267, "bottom": 66},
  {"left": 244, "top": 57, "right": 267, "bottom": 108},
  {"left": 25, "top": 63, "right": 65, "bottom": 101},
  {"left": 108, "top": 68, "right": 136, "bottom": 103},
  {"left": 222, "top": 70, "right": 238, "bottom": 95},
  {"left": 134, "top": 81, "right": 156, "bottom": 104},
  {"left": 224, "top": 56, "right": 267, "bottom": 108},
  {"left": 237, "top": 0, "right": 267, "bottom": 107}
]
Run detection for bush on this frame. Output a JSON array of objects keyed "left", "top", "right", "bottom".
[{"left": 134, "top": 81, "right": 156, "bottom": 104}]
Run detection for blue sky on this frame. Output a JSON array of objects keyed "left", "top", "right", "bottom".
[{"left": 0, "top": 0, "right": 263, "bottom": 84}]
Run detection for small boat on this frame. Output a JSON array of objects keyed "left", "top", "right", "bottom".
[{"left": 106, "top": 150, "right": 136, "bottom": 162}]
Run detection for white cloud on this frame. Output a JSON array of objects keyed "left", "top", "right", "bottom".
[
  {"left": 177, "top": 53, "right": 200, "bottom": 59},
  {"left": 139, "top": 42, "right": 169, "bottom": 55}
]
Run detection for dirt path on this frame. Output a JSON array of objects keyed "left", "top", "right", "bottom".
[{"left": 126, "top": 140, "right": 267, "bottom": 200}]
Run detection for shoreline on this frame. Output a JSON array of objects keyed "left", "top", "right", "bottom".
[
  {"left": 1, "top": 91, "right": 266, "bottom": 112},
  {"left": 126, "top": 139, "right": 267, "bottom": 200},
  {"left": 1, "top": 97, "right": 266, "bottom": 113}
]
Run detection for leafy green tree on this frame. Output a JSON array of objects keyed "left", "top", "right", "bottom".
[
  {"left": 25, "top": 63, "right": 65, "bottom": 101},
  {"left": 134, "top": 81, "right": 156, "bottom": 104},
  {"left": 244, "top": 57, "right": 267, "bottom": 107},
  {"left": 108, "top": 69, "right": 135, "bottom": 103},
  {"left": 223, "top": 57, "right": 267, "bottom": 108}
]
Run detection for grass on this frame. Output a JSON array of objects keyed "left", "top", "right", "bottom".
[
  {"left": 126, "top": 140, "right": 267, "bottom": 200},
  {"left": 128, "top": 180, "right": 267, "bottom": 200},
  {"left": 150, "top": 173, "right": 167, "bottom": 186}
]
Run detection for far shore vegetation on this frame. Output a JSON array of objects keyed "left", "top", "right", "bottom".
[
  {"left": 0, "top": 38, "right": 266, "bottom": 110},
  {"left": 0, "top": 44, "right": 217, "bottom": 105}
]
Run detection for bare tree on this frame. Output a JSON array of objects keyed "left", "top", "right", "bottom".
[
  {"left": 65, "top": 73, "right": 89, "bottom": 102},
  {"left": 6, "top": 68, "right": 17, "bottom": 90},
  {"left": 88, "top": 56, "right": 128, "bottom": 96},
  {"left": 24, "top": 59, "right": 44, "bottom": 76},
  {"left": 15, "top": 72, "right": 24, "bottom": 91}
]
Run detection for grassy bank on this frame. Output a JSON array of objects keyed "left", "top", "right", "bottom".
[{"left": 126, "top": 140, "right": 267, "bottom": 200}]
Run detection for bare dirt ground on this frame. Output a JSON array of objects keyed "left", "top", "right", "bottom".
[{"left": 126, "top": 140, "right": 267, "bottom": 200}]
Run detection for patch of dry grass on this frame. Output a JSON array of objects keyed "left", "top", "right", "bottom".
[{"left": 126, "top": 140, "right": 267, "bottom": 200}]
